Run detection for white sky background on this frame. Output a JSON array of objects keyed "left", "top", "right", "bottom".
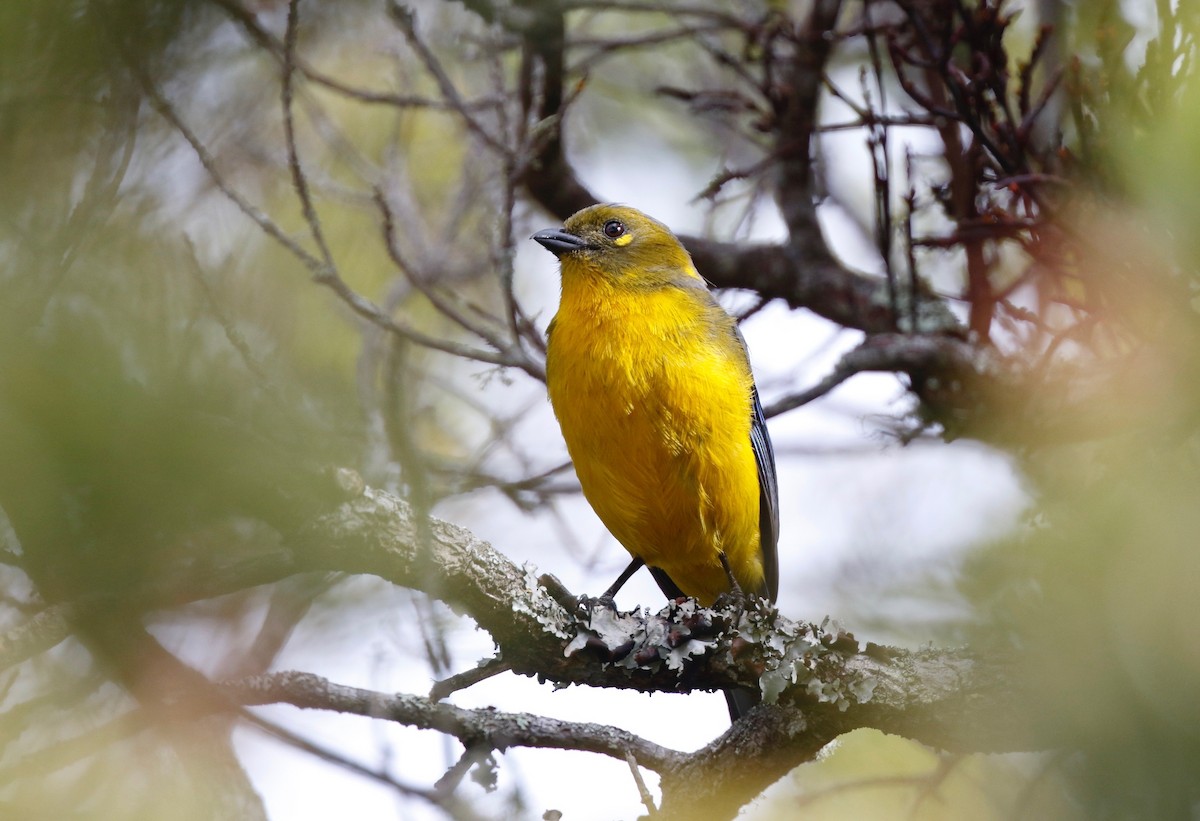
[{"left": 138, "top": 9, "right": 1034, "bottom": 819}]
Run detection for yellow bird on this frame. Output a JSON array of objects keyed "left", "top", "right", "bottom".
[{"left": 533, "top": 205, "right": 779, "bottom": 717}]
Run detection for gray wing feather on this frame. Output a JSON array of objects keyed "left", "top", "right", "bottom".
[{"left": 750, "top": 384, "right": 779, "bottom": 602}]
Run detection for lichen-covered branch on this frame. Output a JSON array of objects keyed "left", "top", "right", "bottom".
[
  {"left": 0, "top": 475, "right": 1046, "bottom": 821},
  {"left": 276, "top": 483, "right": 1044, "bottom": 819}
]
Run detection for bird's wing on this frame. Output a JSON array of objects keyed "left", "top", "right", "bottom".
[
  {"left": 726, "top": 321, "right": 781, "bottom": 602},
  {"left": 646, "top": 294, "right": 780, "bottom": 603},
  {"left": 750, "top": 383, "right": 780, "bottom": 602}
]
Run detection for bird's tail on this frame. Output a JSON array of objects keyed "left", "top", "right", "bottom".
[
  {"left": 651, "top": 567, "right": 763, "bottom": 723},
  {"left": 724, "top": 686, "right": 760, "bottom": 721}
]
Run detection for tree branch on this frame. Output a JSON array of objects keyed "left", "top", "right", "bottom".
[
  {"left": 0, "top": 479, "right": 1051, "bottom": 820},
  {"left": 223, "top": 670, "right": 685, "bottom": 772},
  {"left": 220, "top": 480, "right": 1047, "bottom": 818},
  {"left": 765, "top": 333, "right": 994, "bottom": 417},
  {"left": 284, "top": 486, "right": 1042, "bottom": 738}
]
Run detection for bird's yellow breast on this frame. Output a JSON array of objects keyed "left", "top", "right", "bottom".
[{"left": 546, "top": 264, "right": 764, "bottom": 604}]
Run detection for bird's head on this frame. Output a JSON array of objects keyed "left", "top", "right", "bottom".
[{"left": 531, "top": 204, "right": 701, "bottom": 285}]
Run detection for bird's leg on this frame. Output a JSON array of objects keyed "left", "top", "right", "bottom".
[
  {"left": 712, "top": 552, "right": 749, "bottom": 616},
  {"left": 543, "top": 559, "right": 646, "bottom": 621},
  {"left": 578, "top": 557, "right": 647, "bottom": 616},
  {"left": 574, "top": 555, "right": 647, "bottom": 617},
  {"left": 601, "top": 556, "right": 645, "bottom": 600},
  {"left": 718, "top": 552, "right": 744, "bottom": 598}
]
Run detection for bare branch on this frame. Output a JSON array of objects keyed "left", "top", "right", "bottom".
[
  {"left": 135, "top": 67, "right": 324, "bottom": 272},
  {"left": 429, "top": 654, "right": 513, "bottom": 702},
  {"left": 283, "top": 486, "right": 1040, "bottom": 748},
  {"left": 208, "top": 0, "right": 485, "bottom": 111},
  {"left": 0, "top": 707, "right": 149, "bottom": 789},
  {"left": 765, "top": 333, "right": 990, "bottom": 417},
  {"left": 387, "top": 2, "right": 511, "bottom": 157},
  {"left": 236, "top": 708, "right": 480, "bottom": 816},
  {"left": 281, "top": 0, "right": 336, "bottom": 271},
  {"left": 133, "top": 44, "right": 544, "bottom": 379},
  {"left": 626, "top": 749, "right": 659, "bottom": 817},
  {"left": 223, "top": 670, "right": 685, "bottom": 772}
]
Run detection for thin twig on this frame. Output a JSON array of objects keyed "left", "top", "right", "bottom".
[
  {"left": 432, "top": 745, "right": 492, "bottom": 797},
  {"left": 559, "top": 0, "right": 742, "bottom": 25},
  {"left": 208, "top": 0, "right": 494, "bottom": 111},
  {"left": 374, "top": 189, "right": 512, "bottom": 352},
  {"left": 764, "top": 333, "right": 982, "bottom": 418},
  {"left": 182, "top": 238, "right": 282, "bottom": 403},
  {"left": 626, "top": 750, "right": 659, "bottom": 817},
  {"left": 282, "top": 0, "right": 336, "bottom": 272},
  {"left": 137, "top": 69, "right": 323, "bottom": 272},
  {"left": 430, "top": 654, "right": 513, "bottom": 701},
  {"left": 387, "top": 2, "right": 511, "bottom": 156},
  {"left": 0, "top": 708, "right": 149, "bottom": 788},
  {"left": 237, "top": 709, "right": 486, "bottom": 817}
]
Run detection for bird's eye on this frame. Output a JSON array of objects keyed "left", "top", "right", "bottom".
[{"left": 603, "top": 220, "right": 625, "bottom": 239}]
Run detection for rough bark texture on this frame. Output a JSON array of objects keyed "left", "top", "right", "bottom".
[{"left": 270, "top": 485, "right": 1042, "bottom": 820}]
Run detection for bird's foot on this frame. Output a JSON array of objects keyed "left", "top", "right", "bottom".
[
  {"left": 576, "top": 592, "right": 621, "bottom": 618},
  {"left": 538, "top": 573, "right": 623, "bottom": 621},
  {"left": 711, "top": 588, "right": 749, "bottom": 617},
  {"left": 716, "top": 552, "right": 750, "bottom": 608}
]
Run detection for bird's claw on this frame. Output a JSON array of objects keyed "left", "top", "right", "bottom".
[
  {"left": 576, "top": 593, "right": 620, "bottom": 618},
  {"left": 714, "top": 552, "right": 750, "bottom": 618}
]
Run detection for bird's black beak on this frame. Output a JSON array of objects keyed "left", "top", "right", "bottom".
[{"left": 531, "top": 228, "right": 588, "bottom": 257}]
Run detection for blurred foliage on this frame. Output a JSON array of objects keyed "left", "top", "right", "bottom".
[
  {"left": 0, "top": 1, "right": 201, "bottom": 219},
  {"left": 956, "top": 3, "right": 1200, "bottom": 816},
  {"left": 749, "top": 729, "right": 1081, "bottom": 820},
  {"left": 963, "top": 217, "right": 1200, "bottom": 816},
  {"left": 0, "top": 0, "right": 527, "bottom": 815},
  {"left": 0, "top": 2, "right": 393, "bottom": 816}
]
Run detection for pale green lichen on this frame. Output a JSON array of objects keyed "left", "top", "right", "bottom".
[
  {"left": 515, "top": 564, "right": 574, "bottom": 640},
  {"left": 559, "top": 595, "right": 878, "bottom": 708},
  {"left": 753, "top": 615, "right": 875, "bottom": 711},
  {"left": 849, "top": 674, "right": 878, "bottom": 703},
  {"left": 566, "top": 598, "right": 724, "bottom": 674},
  {"left": 564, "top": 604, "right": 642, "bottom": 657}
]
